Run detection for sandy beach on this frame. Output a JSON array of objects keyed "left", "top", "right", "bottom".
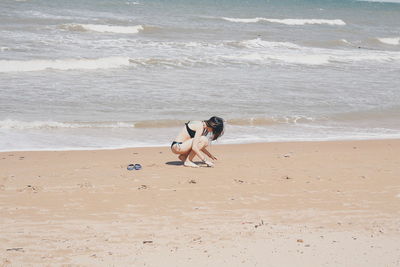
[{"left": 1, "top": 139, "right": 399, "bottom": 266}]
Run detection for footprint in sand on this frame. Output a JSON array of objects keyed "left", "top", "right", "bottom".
[
  {"left": 18, "top": 185, "right": 42, "bottom": 193},
  {"left": 77, "top": 182, "right": 93, "bottom": 188},
  {"left": 138, "top": 185, "right": 148, "bottom": 190}
]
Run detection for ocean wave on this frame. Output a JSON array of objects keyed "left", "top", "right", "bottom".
[
  {"left": 228, "top": 116, "right": 315, "bottom": 126},
  {"left": 0, "top": 57, "right": 130, "bottom": 73},
  {"left": 306, "top": 39, "right": 355, "bottom": 48},
  {"left": 125, "top": 50, "right": 400, "bottom": 68},
  {"left": 377, "top": 37, "right": 400, "bottom": 45},
  {"left": 125, "top": 1, "right": 141, "bottom": 5},
  {"left": 221, "top": 17, "right": 346, "bottom": 26},
  {"left": 231, "top": 38, "right": 300, "bottom": 49},
  {"left": 59, "top": 24, "right": 144, "bottom": 34},
  {"left": 0, "top": 120, "right": 136, "bottom": 130},
  {"left": 221, "top": 53, "right": 331, "bottom": 65},
  {"left": 339, "top": 39, "right": 353, "bottom": 46},
  {"left": 0, "top": 117, "right": 314, "bottom": 130},
  {"left": 0, "top": 119, "right": 187, "bottom": 130},
  {"left": 2, "top": 40, "right": 399, "bottom": 73}
]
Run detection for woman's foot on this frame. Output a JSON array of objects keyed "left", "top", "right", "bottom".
[
  {"left": 203, "top": 160, "right": 214, "bottom": 167},
  {"left": 178, "top": 154, "right": 187, "bottom": 162},
  {"left": 184, "top": 160, "right": 199, "bottom": 168}
]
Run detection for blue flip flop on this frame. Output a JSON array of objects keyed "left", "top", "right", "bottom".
[{"left": 127, "top": 163, "right": 142, "bottom": 170}]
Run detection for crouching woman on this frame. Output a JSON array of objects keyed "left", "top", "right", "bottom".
[{"left": 170, "top": 116, "right": 224, "bottom": 168}]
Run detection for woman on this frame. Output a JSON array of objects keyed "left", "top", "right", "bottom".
[{"left": 171, "top": 116, "right": 224, "bottom": 168}]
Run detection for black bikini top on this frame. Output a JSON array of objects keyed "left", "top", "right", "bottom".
[{"left": 185, "top": 121, "right": 208, "bottom": 139}]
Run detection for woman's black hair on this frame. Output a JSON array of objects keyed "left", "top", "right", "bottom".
[{"left": 205, "top": 116, "right": 224, "bottom": 141}]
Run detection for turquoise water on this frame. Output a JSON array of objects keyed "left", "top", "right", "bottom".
[{"left": 0, "top": 0, "right": 399, "bottom": 151}]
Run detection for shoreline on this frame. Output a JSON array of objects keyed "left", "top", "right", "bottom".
[
  {"left": 1, "top": 139, "right": 400, "bottom": 266},
  {"left": 2, "top": 136, "right": 400, "bottom": 153}
]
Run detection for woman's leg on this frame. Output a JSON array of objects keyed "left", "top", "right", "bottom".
[
  {"left": 171, "top": 137, "right": 209, "bottom": 167},
  {"left": 187, "top": 136, "right": 209, "bottom": 162},
  {"left": 171, "top": 139, "right": 193, "bottom": 162}
]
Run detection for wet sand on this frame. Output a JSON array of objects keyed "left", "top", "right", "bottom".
[{"left": 1, "top": 139, "right": 400, "bottom": 266}]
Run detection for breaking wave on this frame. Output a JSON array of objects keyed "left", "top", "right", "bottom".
[
  {"left": 0, "top": 57, "right": 130, "bottom": 72},
  {"left": 231, "top": 38, "right": 300, "bottom": 49},
  {"left": 59, "top": 23, "right": 144, "bottom": 34},
  {"left": 2, "top": 38, "right": 400, "bottom": 73},
  {"left": 0, "top": 117, "right": 316, "bottom": 130},
  {"left": 377, "top": 37, "right": 400, "bottom": 45},
  {"left": 221, "top": 17, "right": 346, "bottom": 26},
  {"left": 228, "top": 116, "right": 315, "bottom": 126},
  {"left": 0, "top": 120, "right": 136, "bottom": 129}
]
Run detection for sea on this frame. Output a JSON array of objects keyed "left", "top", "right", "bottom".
[{"left": 0, "top": 0, "right": 399, "bottom": 151}]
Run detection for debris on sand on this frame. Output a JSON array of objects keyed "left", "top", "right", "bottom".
[
  {"left": 6, "top": 248, "right": 24, "bottom": 252},
  {"left": 254, "top": 220, "right": 265, "bottom": 228},
  {"left": 192, "top": 237, "right": 202, "bottom": 243},
  {"left": 18, "top": 185, "right": 41, "bottom": 193},
  {"left": 78, "top": 182, "right": 93, "bottom": 188}
]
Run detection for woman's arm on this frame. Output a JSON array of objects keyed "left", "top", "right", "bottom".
[
  {"left": 202, "top": 147, "right": 217, "bottom": 160},
  {"left": 190, "top": 122, "right": 207, "bottom": 161}
]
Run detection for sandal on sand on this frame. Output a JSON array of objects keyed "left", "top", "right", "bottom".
[{"left": 127, "top": 163, "right": 142, "bottom": 170}]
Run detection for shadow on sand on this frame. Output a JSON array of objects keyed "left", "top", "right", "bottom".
[
  {"left": 165, "top": 161, "right": 206, "bottom": 166},
  {"left": 165, "top": 161, "right": 183, "bottom": 166}
]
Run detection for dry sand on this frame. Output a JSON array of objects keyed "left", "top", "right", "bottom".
[{"left": 1, "top": 139, "right": 400, "bottom": 266}]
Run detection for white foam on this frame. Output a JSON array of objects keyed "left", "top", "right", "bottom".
[
  {"left": 221, "top": 17, "right": 346, "bottom": 26},
  {"left": 0, "top": 119, "right": 135, "bottom": 129},
  {"left": 341, "top": 39, "right": 351, "bottom": 45},
  {"left": 222, "top": 53, "right": 330, "bottom": 65},
  {"left": 61, "top": 24, "right": 144, "bottom": 34},
  {"left": 222, "top": 17, "right": 263, "bottom": 23},
  {"left": 125, "top": 1, "right": 141, "bottom": 5},
  {"left": 0, "top": 57, "right": 130, "bottom": 73},
  {"left": 334, "top": 52, "right": 400, "bottom": 63},
  {"left": 377, "top": 37, "right": 400, "bottom": 45},
  {"left": 238, "top": 38, "right": 300, "bottom": 49}
]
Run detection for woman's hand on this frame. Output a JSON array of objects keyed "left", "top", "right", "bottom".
[
  {"left": 209, "top": 154, "right": 217, "bottom": 160},
  {"left": 204, "top": 160, "right": 214, "bottom": 167}
]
